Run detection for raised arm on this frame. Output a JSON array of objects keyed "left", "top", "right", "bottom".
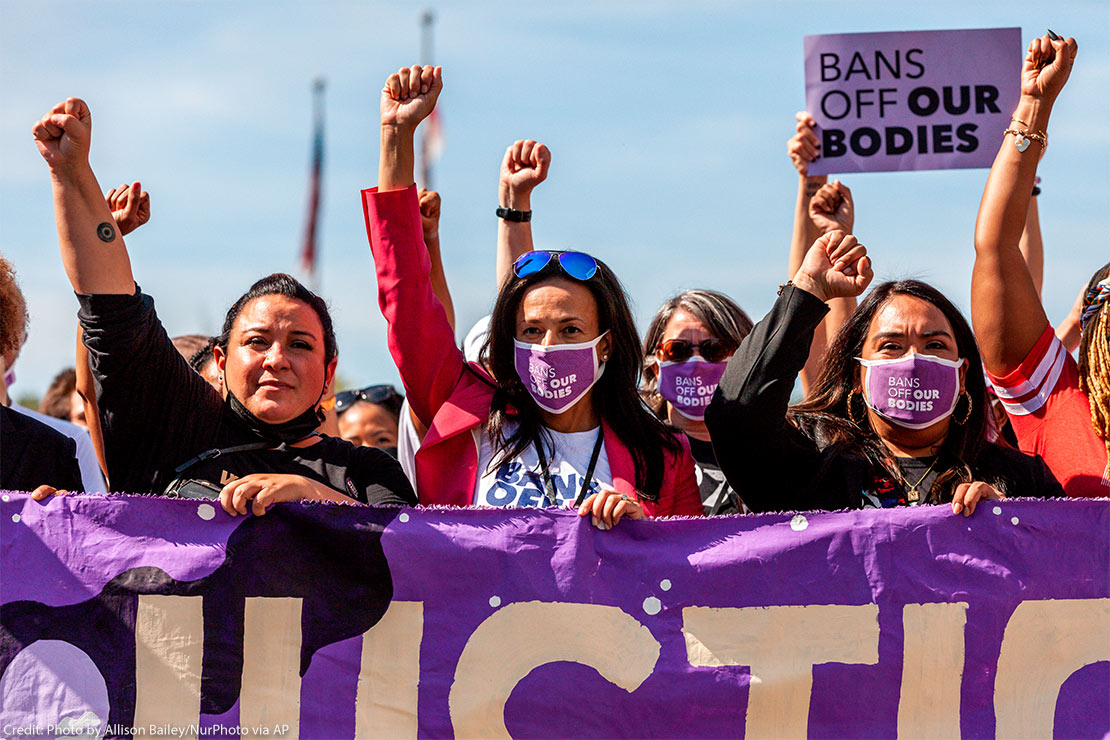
[
  {"left": 419, "top": 188, "right": 455, "bottom": 332},
  {"left": 32, "top": 98, "right": 135, "bottom": 295},
  {"left": 367, "top": 65, "right": 466, "bottom": 428},
  {"left": 708, "top": 231, "right": 873, "bottom": 512},
  {"left": 787, "top": 112, "right": 857, "bottom": 395},
  {"left": 972, "top": 34, "right": 1077, "bottom": 375},
  {"left": 379, "top": 66, "right": 442, "bottom": 191},
  {"left": 495, "top": 140, "right": 550, "bottom": 288}
]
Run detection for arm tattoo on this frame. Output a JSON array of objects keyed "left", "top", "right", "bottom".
[
  {"left": 805, "top": 182, "right": 821, "bottom": 197},
  {"left": 96, "top": 222, "right": 116, "bottom": 243}
]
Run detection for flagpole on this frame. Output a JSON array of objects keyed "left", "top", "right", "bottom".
[
  {"left": 420, "top": 10, "right": 435, "bottom": 189},
  {"left": 300, "top": 78, "right": 325, "bottom": 293}
]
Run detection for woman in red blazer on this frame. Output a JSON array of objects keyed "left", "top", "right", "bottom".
[{"left": 363, "top": 65, "right": 702, "bottom": 528}]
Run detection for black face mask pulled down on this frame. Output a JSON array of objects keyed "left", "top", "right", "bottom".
[{"left": 225, "top": 389, "right": 324, "bottom": 444}]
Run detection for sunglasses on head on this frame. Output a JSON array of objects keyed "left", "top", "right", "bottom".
[
  {"left": 512, "top": 251, "right": 599, "bottom": 281},
  {"left": 656, "top": 338, "right": 736, "bottom": 363},
  {"left": 335, "top": 384, "right": 402, "bottom": 415}
]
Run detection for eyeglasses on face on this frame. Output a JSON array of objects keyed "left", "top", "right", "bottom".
[
  {"left": 334, "top": 384, "right": 402, "bottom": 414},
  {"left": 512, "top": 251, "right": 599, "bottom": 281},
  {"left": 655, "top": 338, "right": 736, "bottom": 363}
]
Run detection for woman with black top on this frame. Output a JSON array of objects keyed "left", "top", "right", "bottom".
[
  {"left": 705, "top": 230, "right": 1064, "bottom": 514},
  {"left": 33, "top": 97, "right": 415, "bottom": 515},
  {"left": 642, "top": 290, "right": 753, "bottom": 515}
]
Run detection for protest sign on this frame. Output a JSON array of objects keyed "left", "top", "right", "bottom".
[
  {"left": 1, "top": 493, "right": 1107, "bottom": 738},
  {"left": 805, "top": 28, "right": 1022, "bottom": 175}
]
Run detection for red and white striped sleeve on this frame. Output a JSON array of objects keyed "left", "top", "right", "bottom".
[{"left": 986, "top": 324, "right": 1069, "bottom": 416}]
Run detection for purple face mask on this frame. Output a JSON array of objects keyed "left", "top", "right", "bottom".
[
  {"left": 857, "top": 353, "right": 965, "bottom": 429},
  {"left": 514, "top": 333, "right": 607, "bottom": 414},
  {"left": 2, "top": 369, "right": 13, "bottom": 388},
  {"left": 657, "top": 357, "right": 728, "bottom": 421}
]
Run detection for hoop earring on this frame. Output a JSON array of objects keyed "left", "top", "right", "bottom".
[
  {"left": 848, "top": 390, "right": 865, "bottom": 426},
  {"left": 954, "top": 391, "right": 972, "bottom": 425}
]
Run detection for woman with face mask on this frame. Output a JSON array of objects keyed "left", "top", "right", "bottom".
[
  {"left": 33, "top": 97, "right": 416, "bottom": 515},
  {"left": 642, "top": 291, "right": 753, "bottom": 515},
  {"left": 365, "top": 65, "right": 702, "bottom": 527},
  {"left": 705, "top": 231, "right": 1064, "bottom": 515}
]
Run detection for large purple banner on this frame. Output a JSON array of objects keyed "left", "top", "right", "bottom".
[
  {"left": 1, "top": 492, "right": 1107, "bottom": 739},
  {"left": 805, "top": 28, "right": 1022, "bottom": 175}
]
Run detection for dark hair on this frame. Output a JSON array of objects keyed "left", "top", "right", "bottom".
[
  {"left": 641, "top": 289, "right": 754, "bottom": 418},
  {"left": 188, "top": 338, "right": 217, "bottom": 374},
  {"left": 481, "top": 254, "right": 680, "bottom": 499},
  {"left": 216, "top": 273, "right": 337, "bottom": 365},
  {"left": 337, "top": 384, "right": 405, "bottom": 424},
  {"left": 40, "top": 367, "right": 77, "bottom": 420},
  {"left": 791, "top": 280, "right": 990, "bottom": 503}
]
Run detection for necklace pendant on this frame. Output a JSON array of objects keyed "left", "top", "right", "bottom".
[{"left": 906, "top": 488, "right": 919, "bottom": 503}]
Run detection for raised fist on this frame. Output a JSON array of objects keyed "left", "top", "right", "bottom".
[
  {"left": 418, "top": 188, "right": 441, "bottom": 241},
  {"left": 380, "top": 65, "right": 442, "bottom": 132},
  {"left": 32, "top": 97, "right": 92, "bottom": 173},
  {"left": 1021, "top": 34, "right": 1077, "bottom": 104},
  {"left": 793, "top": 231, "right": 873, "bottom": 303},
  {"left": 500, "top": 140, "right": 550, "bottom": 200},
  {"left": 106, "top": 181, "right": 151, "bottom": 236},
  {"left": 787, "top": 111, "right": 820, "bottom": 176},
  {"left": 808, "top": 180, "right": 854, "bottom": 235}
]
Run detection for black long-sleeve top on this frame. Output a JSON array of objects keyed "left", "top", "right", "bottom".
[
  {"left": 704, "top": 285, "right": 1064, "bottom": 512},
  {"left": 77, "top": 288, "right": 415, "bottom": 506}
]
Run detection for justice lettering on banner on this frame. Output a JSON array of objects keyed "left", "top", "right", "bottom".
[
  {"left": 804, "top": 28, "right": 1022, "bottom": 174},
  {"left": 0, "top": 494, "right": 1106, "bottom": 738}
]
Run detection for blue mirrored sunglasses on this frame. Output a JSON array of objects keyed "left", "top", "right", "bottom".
[{"left": 512, "top": 251, "right": 599, "bottom": 281}]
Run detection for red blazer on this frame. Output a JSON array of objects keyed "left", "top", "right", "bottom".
[{"left": 362, "top": 184, "right": 702, "bottom": 517}]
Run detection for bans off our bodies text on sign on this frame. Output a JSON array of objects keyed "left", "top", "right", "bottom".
[{"left": 805, "top": 27, "right": 1022, "bottom": 175}]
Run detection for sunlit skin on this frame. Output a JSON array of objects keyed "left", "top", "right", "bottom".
[
  {"left": 338, "top": 401, "right": 399, "bottom": 449},
  {"left": 516, "top": 277, "right": 610, "bottom": 434},
  {"left": 856, "top": 294, "right": 968, "bottom": 458},
  {"left": 650, "top": 308, "right": 733, "bottom": 442},
  {"left": 212, "top": 295, "right": 336, "bottom": 448}
]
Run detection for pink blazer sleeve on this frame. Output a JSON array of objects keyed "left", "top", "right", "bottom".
[{"left": 362, "top": 185, "right": 464, "bottom": 428}]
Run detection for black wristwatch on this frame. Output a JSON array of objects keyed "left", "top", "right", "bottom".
[{"left": 496, "top": 206, "right": 532, "bottom": 223}]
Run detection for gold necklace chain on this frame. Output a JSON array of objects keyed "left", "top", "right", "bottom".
[{"left": 892, "top": 456, "right": 939, "bottom": 503}]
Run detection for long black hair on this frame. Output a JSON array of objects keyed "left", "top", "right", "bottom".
[
  {"left": 481, "top": 254, "right": 680, "bottom": 499},
  {"left": 791, "top": 280, "right": 990, "bottom": 502}
]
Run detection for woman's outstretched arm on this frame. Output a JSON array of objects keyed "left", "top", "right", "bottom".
[
  {"left": 972, "top": 34, "right": 1077, "bottom": 374},
  {"left": 33, "top": 98, "right": 135, "bottom": 295}
]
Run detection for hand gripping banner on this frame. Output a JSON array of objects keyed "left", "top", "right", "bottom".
[{"left": 1, "top": 493, "right": 1107, "bottom": 738}]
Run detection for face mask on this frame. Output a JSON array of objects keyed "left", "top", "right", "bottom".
[
  {"left": 2, "top": 369, "right": 13, "bottom": 388},
  {"left": 656, "top": 357, "right": 727, "bottom": 421},
  {"left": 514, "top": 333, "right": 608, "bottom": 415},
  {"left": 857, "top": 353, "right": 964, "bottom": 430},
  {"left": 225, "top": 388, "right": 324, "bottom": 444}
]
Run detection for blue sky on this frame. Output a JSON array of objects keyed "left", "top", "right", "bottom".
[{"left": 2, "top": 1, "right": 1107, "bottom": 399}]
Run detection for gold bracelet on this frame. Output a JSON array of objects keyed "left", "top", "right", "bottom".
[
  {"left": 1004, "top": 128, "right": 1047, "bottom": 153},
  {"left": 1010, "top": 116, "right": 1031, "bottom": 128}
]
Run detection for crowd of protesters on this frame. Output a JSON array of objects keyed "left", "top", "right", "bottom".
[{"left": 2, "top": 33, "right": 1107, "bottom": 526}]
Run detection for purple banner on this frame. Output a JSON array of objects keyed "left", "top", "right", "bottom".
[
  {"left": 1, "top": 492, "right": 1107, "bottom": 738},
  {"left": 805, "top": 28, "right": 1021, "bottom": 175}
]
